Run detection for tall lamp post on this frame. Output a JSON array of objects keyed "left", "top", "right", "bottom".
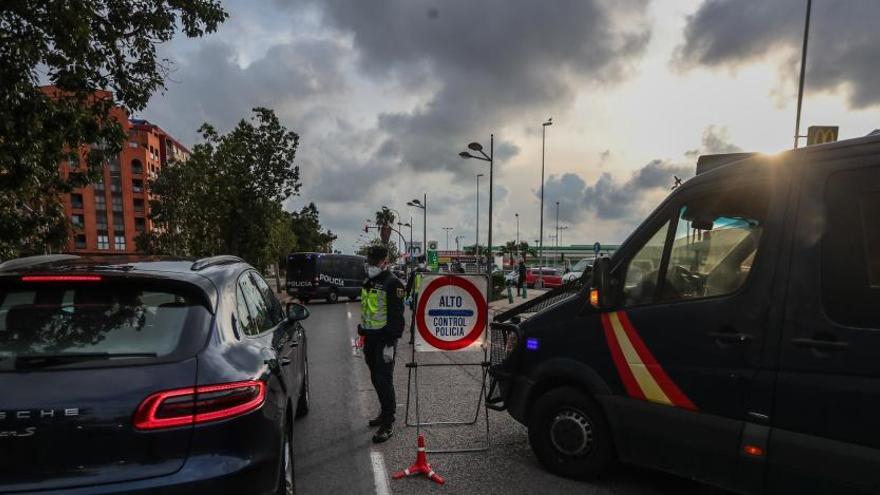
[
  {"left": 476, "top": 173, "right": 484, "bottom": 261},
  {"left": 459, "top": 134, "right": 494, "bottom": 296},
  {"left": 793, "top": 0, "right": 813, "bottom": 149},
  {"left": 515, "top": 212, "right": 520, "bottom": 262},
  {"left": 407, "top": 195, "right": 427, "bottom": 260},
  {"left": 442, "top": 227, "right": 453, "bottom": 250},
  {"left": 538, "top": 118, "right": 552, "bottom": 287}
]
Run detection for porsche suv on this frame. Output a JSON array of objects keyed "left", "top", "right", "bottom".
[{"left": 0, "top": 255, "right": 310, "bottom": 494}]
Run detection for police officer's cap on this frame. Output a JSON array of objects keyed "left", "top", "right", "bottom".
[{"left": 366, "top": 245, "right": 389, "bottom": 264}]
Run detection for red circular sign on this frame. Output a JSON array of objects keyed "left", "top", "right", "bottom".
[{"left": 416, "top": 276, "right": 487, "bottom": 351}]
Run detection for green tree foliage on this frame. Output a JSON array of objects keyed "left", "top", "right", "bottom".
[
  {"left": 503, "top": 240, "right": 534, "bottom": 259},
  {"left": 374, "top": 207, "right": 396, "bottom": 244},
  {"left": 287, "top": 203, "right": 336, "bottom": 254},
  {"left": 137, "top": 108, "right": 302, "bottom": 270},
  {"left": 356, "top": 238, "right": 399, "bottom": 262},
  {"left": 0, "top": 0, "right": 227, "bottom": 258}
]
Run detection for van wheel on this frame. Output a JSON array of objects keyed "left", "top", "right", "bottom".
[
  {"left": 349, "top": 294, "right": 360, "bottom": 302},
  {"left": 299, "top": 297, "right": 310, "bottom": 305},
  {"left": 295, "top": 354, "right": 310, "bottom": 418},
  {"left": 326, "top": 290, "right": 339, "bottom": 304},
  {"left": 528, "top": 387, "right": 614, "bottom": 480}
]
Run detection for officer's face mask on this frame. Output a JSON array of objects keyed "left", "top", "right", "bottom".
[{"left": 365, "top": 263, "right": 382, "bottom": 279}]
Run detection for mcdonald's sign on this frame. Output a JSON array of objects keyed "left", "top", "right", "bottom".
[{"left": 807, "top": 126, "right": 839, "bottom": 146}]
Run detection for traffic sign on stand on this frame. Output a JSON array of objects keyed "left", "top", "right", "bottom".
[{"left": 415, "top": 274, "right": 487, "bottom": 352}]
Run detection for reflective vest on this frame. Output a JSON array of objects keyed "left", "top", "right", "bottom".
[
  {"left": 361, "top": 285, "right": 389, "bottom": 330},
  {"left": 413, "top": 273, "right": 423, "bottom": 294}
]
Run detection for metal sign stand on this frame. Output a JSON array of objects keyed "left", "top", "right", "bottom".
[{"left": 403, "top": 275, "right": 491, "bottom": 454}]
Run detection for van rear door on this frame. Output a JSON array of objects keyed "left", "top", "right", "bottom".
[{"left": 769, "top": 159, "right": 880, "bottom": 494}]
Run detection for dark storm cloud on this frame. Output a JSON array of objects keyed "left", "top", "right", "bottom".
[
  {"left": 144, "top": 37, "right": 350, "bottom": 143},
  {"left": 288, "top": 0, "right": 653, "bottom": 177},
  {"left": 541, "top": 159, "right": 694, "bottom": 222},
  {"left": 675, "top": 0, "right": 880, "bottom": 108}
]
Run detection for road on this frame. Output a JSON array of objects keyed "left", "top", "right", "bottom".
[{"left": 293, "top": 299, "right": 712, "bottom": 495}]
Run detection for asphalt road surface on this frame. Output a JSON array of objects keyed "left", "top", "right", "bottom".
[{"left": 293, "top": 299, "right": 713, "bottom": 495}]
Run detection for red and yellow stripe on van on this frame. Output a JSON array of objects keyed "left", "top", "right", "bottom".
[{"left": 601, "top": 311, "right": 697, "bottom": 411}]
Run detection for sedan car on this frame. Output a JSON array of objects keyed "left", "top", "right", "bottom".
[
  {"left": 525, "top": 267, "right": 564, "bottom": 289},
  {"left": 0, "top": 254, "right": 309, "bottom": 495}
]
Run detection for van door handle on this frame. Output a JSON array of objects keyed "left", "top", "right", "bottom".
[
  {"left": 280, "top": 357, "right": 292, "bottom": 366},
  {"left": 790, "top": 337, "right": 848, "bottom": 351},
  {"left": 707, "top": 330, "right": 752, "bottom": 344}
]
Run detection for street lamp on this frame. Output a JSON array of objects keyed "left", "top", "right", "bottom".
[
  {"left": 460, "top": 135, "right": 494, "bottom": 294},
  {"left": 455, "top": 235, "right": 465, "bottom": 252},
  {"left": 539, "top": 118, "right": 552, "bottom": 287},
  {"left": 407, "top": 195, "right": 427, "bottom": 259},
  {"left": 442, "top": 227, "right": 453, "bottom": 250},
  {"left": 793, "top": 0, "right": 813, "bottom": 149},
  {"left": 476, "top": 173, "right": 484, "bottom": 262}
]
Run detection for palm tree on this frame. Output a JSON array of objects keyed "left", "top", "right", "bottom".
[{"left": 374, "top": 207, "right": 396, "bottom": 244}]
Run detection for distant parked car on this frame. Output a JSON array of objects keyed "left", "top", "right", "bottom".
[
  {"left": 562, "top": 258, "right": 592, "bottom": 283},
  {"left": 525, "top": 268, "right": 563, "bottom": 289}
]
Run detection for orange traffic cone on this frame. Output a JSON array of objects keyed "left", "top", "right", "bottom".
[{"left": 392, "top": 435, "right": 445, "bottom": 485}]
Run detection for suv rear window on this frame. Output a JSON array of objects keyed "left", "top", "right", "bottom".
[{"left": 0, "top": 279, "right": 211, "bottom": 370}]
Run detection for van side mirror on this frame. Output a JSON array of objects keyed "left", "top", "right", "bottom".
[
  {"left": 286, "top": 302, "right": 310, "bottom": 322},
  {"left": 588, "top": 257, "right": 614, "bottom": 310}
]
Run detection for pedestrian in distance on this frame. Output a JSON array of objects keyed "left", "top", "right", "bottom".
[
  {"left": 357, "top": 245, "right": 405, "bottom": 443},
  {"left": 517, "top": 257, "right": 527, "bottom": 298}
]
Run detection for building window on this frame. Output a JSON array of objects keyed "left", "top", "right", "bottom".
[
  {"left": 131, "top": 159, "right": 143, "bottom": 175},
  {"left": 135, "top": 217, "right": 146, "bottom": 232},
  {"left": 74, "top": 234, "right": 86, "bottom": 249},
  {"left": 94, "top": 178, "right": 105, "bottom": 191},
  {"left": 111, "top": 177, "right": 122, "bottom": 193},
  {"left": 71, "top": 214, "right": 84, "bottom": 227},
  {"left": 108, "top": 157, "right": 120, "bottom": 173},
  {"left": 113, "top": 212, "right": 124, "bottom": 232},
  {"left": 114, "top": 235, "right": 126, "bottom": 251},
  {"left": 97, "top": 235, "right": 109, "bottom": 250},
  {"left": 71, "top": 193, "right": 83, "bottom": 209},
  {"left": 132, "top": 179, "right": 143, "bottom": 193},
  {"left": 133, "top": 198, "right": 144, "bottom": 213},
  {"left": 94, "top": 195, "right": 106, "bottom": 209},
  {"left": 111, "top": 196, "right": 123, "bottom": 212}
]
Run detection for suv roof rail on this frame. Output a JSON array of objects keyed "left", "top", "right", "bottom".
[
  {"left": 0, "top": 254, "right": 81, "bottom": 273},
  {"left": 191, "top": 255, "right": 245, "bottom": 271}
]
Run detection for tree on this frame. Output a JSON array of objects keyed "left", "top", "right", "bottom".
[
  {"left": 288, "top": 203, "right": 336, "bottom": 253},
  {"left": 374, "top": 207, "right": 396, "bottom": 244},
  {"left": 0, "top": 0, "right": 228, "bottom": 259},
  {"left": 356, "top": 238, "right": 399, "bottom": 262},
  {"left": 138, "top": 107, "right": 301, "bottom": 270}
]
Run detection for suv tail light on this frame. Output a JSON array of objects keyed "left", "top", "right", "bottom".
[{"left": 133, "top": 380, "right": 266, "bottom": 430}]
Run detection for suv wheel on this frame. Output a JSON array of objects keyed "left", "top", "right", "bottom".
[
  {"left": 326, "top": 290, "right": 339, "bottom": 304},
  {"left": 295, "top": 354, "right": 310, "bottom": 418},
  {"left": 528, "top": 387, "right": 614, "bottom": 480},
  {"left": 278, "top": 412, "right": 295, "bottom": 495}
]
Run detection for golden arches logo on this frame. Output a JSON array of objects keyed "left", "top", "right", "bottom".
[{"left": 807, "top": 126, "right": 839, "bottom": 145}]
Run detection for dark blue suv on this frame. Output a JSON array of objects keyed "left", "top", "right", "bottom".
[{"left": 0, "top": 255, "right": 310, "bottom": 494}]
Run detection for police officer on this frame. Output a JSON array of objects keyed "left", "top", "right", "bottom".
[{"left": 358, "top": 245, "right": 405, "bottom": 443}]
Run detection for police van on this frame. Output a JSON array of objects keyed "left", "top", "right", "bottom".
[
  {"left": 489, "top": 133, "right": 880, "bottom": 494},
  {"left": 286, "top": 253, "right": 365, "bottom": 303}
]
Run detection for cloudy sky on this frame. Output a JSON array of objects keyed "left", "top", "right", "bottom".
[{"left": 141, "top": 0, "right": 880, "bottom": 253}]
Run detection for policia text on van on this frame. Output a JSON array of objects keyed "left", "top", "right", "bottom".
[{"left": 488, "top": 133, "right": 880, "bottom": 494}]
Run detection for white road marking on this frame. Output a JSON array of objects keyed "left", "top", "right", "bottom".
[
  {"left": 370, "top": 450, "right": 391, "bottom": 495},
  {"left": 347, "top": 310, "right": 352, "bottom": 319}
]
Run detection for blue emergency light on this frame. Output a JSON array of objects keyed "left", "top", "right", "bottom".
[{"left": 526, "top": 338, "right": 539, "bottom": 351}]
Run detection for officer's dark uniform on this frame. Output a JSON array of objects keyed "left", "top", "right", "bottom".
[{"left": 359, "top": 269, "right": 405, "bottom": 429}]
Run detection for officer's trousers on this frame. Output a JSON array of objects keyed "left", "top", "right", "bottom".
[{"left": 364, "top": 336, "right": 397, "bottom": 424}]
